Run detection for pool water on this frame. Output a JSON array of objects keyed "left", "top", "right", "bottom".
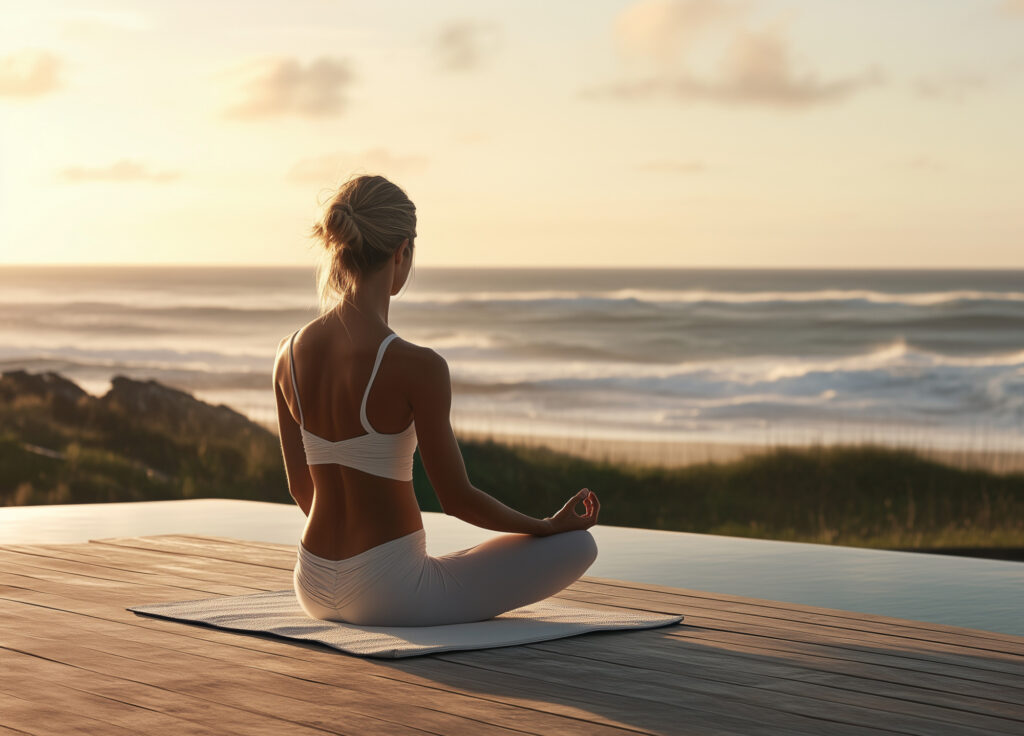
[{"left": 2, "top": 499, "right": 1021, "bottom": 637}]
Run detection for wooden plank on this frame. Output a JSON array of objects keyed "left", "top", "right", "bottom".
[
  {"left": 0, "top": 550, "right": 258, "bottom": 597},
  {"left": 569, "top": 580, "right": 1024, "bottom": 655},
  {"left": 0, "top": 725, "right": 41, "bottom": 736},
  {"left": 176, "top": 533, "right": 1024, "bottom": 646},
  {"left": 12, "top": 576, "right": 1021, "bottom": 725},
  {"left": 555, "top": 589, "right": 1024, "bottom": 677},
  {"left": 0, "top": 584, "right": 887, "bottom": 736},
  {"left": 525, "top": 633, "right": 1024, "bottom": 733},
  {"left": 581, "top": 574, "right": 1024, "bottom": 647},
  {"left": 0, "top": 546, "right": 290, "bottom": 591},
  {"left": 1, "top": 629, "right": 542, "bottom": 736},
  {"left": 102, "top": 534, "right": 1024, "bottom": 653},
  {"left": 3, "top": 534, "right": 1019, "bottom": 736},
  {"left": 88, "top": 536, "right": 294, "bottom": 570},
  {"left": 7, "top": 583, "right": 881, "bottom": 736},
  {"left": 432, "top": 642, "right": 1005, "bottom": 736},
  {"left": 552, "top": 593, "right": 1024, "bottom": 696},
  {"left": 11, "top": 553, "right": 1017, "bottom": 696},
  {"left": 0, "top": 544, "right": 273, "bottom": 591},
  {"left": 0, "top": 690, "right": 143, "bottom": 736},
  {"left": 665, "top": 626, "right": 1024, "bottom": 709},
  {"left": 6, "top": 540, "right": 1020, "bottom": 698},
  {"left": 8, "top": 583, "right": 1020, "bottom": 733},
  {"left": 0, "top": 595, "right": 650, "bottom": 734},
  {"left": 6, "top": 536, "right": 1015, "bottom": 691},
  {"left": 0, "top": 669, "right": 247, "bottom": 736},
  {"left": 79, "top": 532, "right": 1024, "bottom": 671}
]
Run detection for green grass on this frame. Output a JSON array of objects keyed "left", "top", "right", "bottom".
[
  {"left": 422, "top": 438, "right": 1024, "bottom": 553},
  {"left": 4, "top": 370, "right": 1022, "bottom": 556}
]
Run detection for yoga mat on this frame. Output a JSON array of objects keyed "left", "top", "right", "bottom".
[{"left": 128, "top": 589, "right": 684, "bottom": 659}]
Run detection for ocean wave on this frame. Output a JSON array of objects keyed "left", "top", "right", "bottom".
[
  {"left": 8, "top": 288, "right": 1024, "bottom": 314},
  {"left": 399, "top": 288, "right": 1024, "bottom": 308},
  {"left": 8, "top": 339, "right": 1023, "bottom": 394},
  {"left": 449, "top": 339, "right": 1024, "bottom": 391}
]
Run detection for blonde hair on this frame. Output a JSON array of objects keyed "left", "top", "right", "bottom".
[{"left": 309, "top": 175, "right": 417, "bottom": 317}]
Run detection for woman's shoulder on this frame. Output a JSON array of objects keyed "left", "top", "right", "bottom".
[
  {"left": 390, "top": 337, "right": 450, "bottom": 401},
  {"left": 391, "top": 334, "right": 447, "bottom": 371},
  {"left": 272, "top": 330, "right": 300, "bottom": 385}
]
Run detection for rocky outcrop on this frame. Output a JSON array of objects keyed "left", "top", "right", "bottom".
[
  {"left": 98, "top": 375, "right": 257, "bottom": 438},
  {"left": 0, "top": 370, "right": 91, "bottom": 422},
  {"left": 0, "top": 369, "right": 287, "bottom": 507}
]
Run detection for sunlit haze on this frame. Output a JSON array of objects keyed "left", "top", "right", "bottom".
[{"left": 2, "top": 0, "right": 1023, "bottom": 267}]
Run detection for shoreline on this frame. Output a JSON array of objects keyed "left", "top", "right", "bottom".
[{"left": 450, "top": 427, "right": 1024, "bottom": 475}]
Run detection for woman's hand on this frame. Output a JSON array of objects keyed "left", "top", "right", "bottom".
[{"left": 544, "top": 488, "right": 600, "bottom": 534}]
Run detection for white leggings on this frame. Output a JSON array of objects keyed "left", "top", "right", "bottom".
[{"left": 293, "top": 527, "right": 598, "bottom": 627}]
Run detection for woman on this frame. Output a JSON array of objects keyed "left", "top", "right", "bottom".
[{"left": 273, "top": 174, "right": 600, "bottom": 627}]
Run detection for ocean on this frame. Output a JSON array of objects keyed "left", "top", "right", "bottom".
[{"left": 2, "top": 265, "right": 1023, "bottom": 452}]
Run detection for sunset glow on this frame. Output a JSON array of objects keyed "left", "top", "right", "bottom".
[{"left": 2, "top": 0, "right": 1023, "bottom": 267}]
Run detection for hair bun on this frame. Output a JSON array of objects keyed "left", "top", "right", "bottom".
[
  {"left": 330, "top": 201, "right": 356, "bottom": 226},
  {"left": 311, "top": 174, "right": 417, "bottom": 314}
]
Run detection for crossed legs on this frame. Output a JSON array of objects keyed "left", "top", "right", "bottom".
[{"left": 294, "top": 528, "right": 598, "bottom": 627}]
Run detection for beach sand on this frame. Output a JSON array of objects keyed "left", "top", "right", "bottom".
[{"left": 452, "top": 428, "right": 1024, "bottom": 475}]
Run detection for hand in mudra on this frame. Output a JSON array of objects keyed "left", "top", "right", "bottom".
[{"left": 545, "top": 488, "right": 600, "bottom": 534}]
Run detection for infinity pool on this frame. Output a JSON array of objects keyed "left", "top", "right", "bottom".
[{"left": 2, "top": 499, "right": 1021, "bottom": 636}]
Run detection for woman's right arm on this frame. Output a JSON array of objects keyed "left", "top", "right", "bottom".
[{"left": 408, "top": 347, "right": 555, "bottom": 536}]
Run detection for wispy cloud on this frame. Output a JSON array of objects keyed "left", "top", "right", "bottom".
[
  {"left": 434, "top": 21, "right": 502, "bottom": 71},
  {"left": 60, "top": 159, "right": 180, "bottom": 183},
  {"left": 586, "top": 0, "right": 880, "bottom": 108},
  {"left": 615, "top": 0, "right": 740, "bottom": 64},
  {"left": 288, "top": 148, "right": 429, "bottom": 184},
  {"left": 224, "top": 57, "right": 354, "bottom": 119},
  {"left": 0, "top": 50, "right": 62, "bottom": 98},
  {"left": 912, "top": 73, "right": 987, "bottom": 101}
]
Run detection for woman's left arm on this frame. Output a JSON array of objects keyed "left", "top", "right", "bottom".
[{"left": 273, "top": 341, "right": 314, "bottom": 516}]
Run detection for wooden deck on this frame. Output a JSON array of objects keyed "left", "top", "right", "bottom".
[{"left": 2, "top": 534, "right": 1022, "bottom": 736}]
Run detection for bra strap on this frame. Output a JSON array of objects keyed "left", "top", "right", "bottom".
[
  {"left": 288, "top": 330, "right": 306, "bottom": 428},
  {"left": 359, "top": 333, "right": 397, "bottom": 432}
]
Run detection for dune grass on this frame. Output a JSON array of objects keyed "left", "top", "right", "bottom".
[
  {"left": 3, "top": 369, "right": 1022, "bottom": 557},
  {"left": 432, "top": 438, "right": 1024, "bottom": 554}
]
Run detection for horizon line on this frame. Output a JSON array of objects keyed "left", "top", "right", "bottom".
[{"left": 3, "top": 262, "right": 1024, "bottom": 272}]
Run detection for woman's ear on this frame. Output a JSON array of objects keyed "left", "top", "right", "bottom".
[{"left": 394, "top": 238, "right": 409, "bottom": 266}]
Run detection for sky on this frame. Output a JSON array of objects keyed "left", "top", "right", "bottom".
[{"left": 1, "top": 0, "right": 1023, "bottom": 268}]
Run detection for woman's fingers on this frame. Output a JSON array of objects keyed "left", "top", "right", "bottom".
[{"left": 589, "top": 492, "right": 599, "bottom": 519}]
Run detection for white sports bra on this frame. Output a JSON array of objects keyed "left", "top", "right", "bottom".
[{"left": 288, "top": 330, "right": 417, "bottom": 481}]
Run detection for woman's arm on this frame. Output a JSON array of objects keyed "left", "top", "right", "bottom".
[
  {"left": 273, "top": 339, "right": 314, "bottom": 516},
  {"left": 409, "top": 347, "right": 552, "bottom": 536}
]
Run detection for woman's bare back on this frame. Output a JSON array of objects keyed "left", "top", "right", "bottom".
[{"left": 279, "top": 316, "right": 425, "bottom": 560}]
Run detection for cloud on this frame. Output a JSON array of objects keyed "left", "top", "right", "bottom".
[
  {"left": 224, "top": 57, "right": 354, "bottom": 119},
  {"left": 635, "top": 159, "right": 708, "bottom": 173},
  {"left": 587, "top": 0, "right": 880, "bottom": 108},
  {"left": 912, "top": 73, "right": 987, "bottom": 101},
  {"left": 288, "top": 148, "right": 429, "bottom": 184},
  {"left": 615, "top": 0, "right": 741, "bottom": 64},
  {"left": 434, "top": 20, "right": 502, "bottom": 71},
  {"left": 0, "top": 50, "right": 62, "bottom": 97},
  {"left": 999, "top": 0, "right": 1024, "bottom": 16},
  {"left": 60, "top": 159, "right": 180, "bottom": 183}
]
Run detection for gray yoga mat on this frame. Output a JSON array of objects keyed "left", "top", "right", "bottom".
[{"left": 127, "top": 589, "right": 685, "bottom": 658}]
